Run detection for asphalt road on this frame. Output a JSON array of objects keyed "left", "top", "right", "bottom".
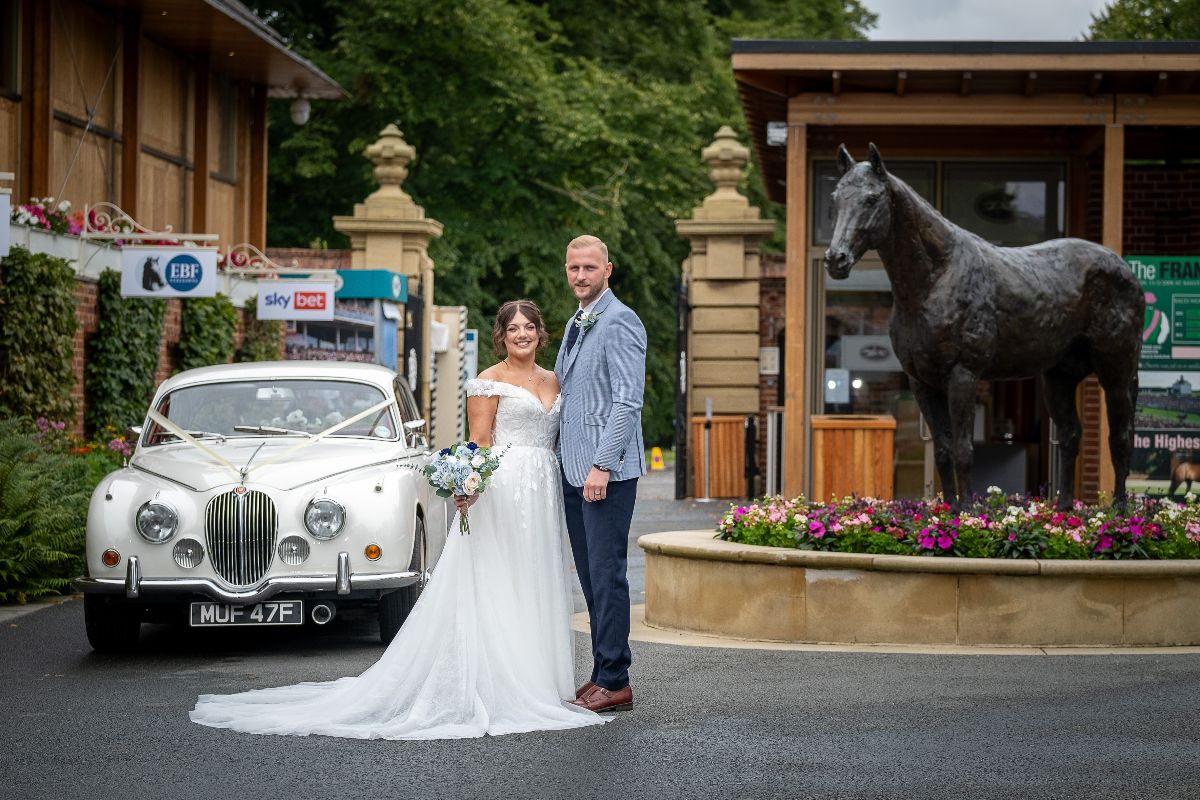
[{"left": 4, "top": 470, "right": 1200, "bottom": 799}]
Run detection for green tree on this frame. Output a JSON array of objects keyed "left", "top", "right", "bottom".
[
  {"left": 1088, "top": 0, "right": 1200, "bottom": 38},
  {"left": 255, "top": 0, "right": 874, "bottom": 444}
]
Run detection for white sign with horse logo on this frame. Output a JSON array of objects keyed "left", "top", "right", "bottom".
[{"left": 120, "top": 246, "right": 218, "bottom": 298}]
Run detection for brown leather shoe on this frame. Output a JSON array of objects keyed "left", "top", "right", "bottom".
[
  {"left": 571, "top": 683, "right": 633, "bottom": 712},
  {"left": 575, "top": 681, "right": 596, "bottom": 700}
]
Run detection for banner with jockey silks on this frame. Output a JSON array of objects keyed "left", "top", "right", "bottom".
[
  {"left": 120, "top": 246, "right": 219, "bottom": 298},
  {"left": 1128, "top": 255, "right": 1200, "bottom": 497}
]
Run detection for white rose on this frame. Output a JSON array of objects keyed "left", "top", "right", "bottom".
[
  {"left": 463, "top": 472, "right": 482, "bottom": 495},
  {"left": 471, "top": 454, "right": 485, "bottom": 468}
]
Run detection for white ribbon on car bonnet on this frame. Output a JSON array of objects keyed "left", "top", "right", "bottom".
[{"left": 144, "top": 396, "right": 397, "bottom": 480}]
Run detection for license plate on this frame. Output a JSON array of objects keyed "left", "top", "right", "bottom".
[{"left": 190, "top": 600, "right": 304, "bottom": 627}]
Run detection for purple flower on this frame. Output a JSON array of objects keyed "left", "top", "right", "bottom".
[
  {"left": 809, "top": 520, "right": 825, "bottom": 539},
  {"left": 1097, "top": 534, "right": 1114, "bottom": 551},
  {"left": 35, "top": 417, "right": 49, "bottom": 432},
  {"left": 52, "top": 420, "right": 65, "bottom": 431},
  {"left": 937, "top": 534, "right": 953, "bottom": 551}
]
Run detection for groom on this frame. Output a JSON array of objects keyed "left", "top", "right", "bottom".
[{"left": 555, "top": 234, "right": 647, "bottom": 713}]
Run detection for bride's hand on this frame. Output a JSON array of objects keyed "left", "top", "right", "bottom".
[{"left": 453, "top": 494, "right": 479, "bottom": 512}]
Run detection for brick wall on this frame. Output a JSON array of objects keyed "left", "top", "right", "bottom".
[
  {"left": 265, "top": 248, "right": 352, "bottom": 271},
  {"left": 1080, "top": 162, "right": 1200, "bottom": 502},
  {"left": 70, "top": 279, "right": 99, "bottom": 436}
]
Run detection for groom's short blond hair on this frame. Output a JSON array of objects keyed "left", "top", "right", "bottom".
[{"left": 566, "top": 234, "right": 609, "bottom": 264}]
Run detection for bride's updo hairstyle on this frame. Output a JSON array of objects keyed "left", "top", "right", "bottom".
[{"left": 492, "top": 299, "right": 550, "bottom": 358}]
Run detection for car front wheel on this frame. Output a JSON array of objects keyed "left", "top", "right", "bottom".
[
  {"left": 84, "top": 594, "right": 142, "bottom": 653},
  {"left": 378, "top": 513, "right": 427, "bottom": 644}
]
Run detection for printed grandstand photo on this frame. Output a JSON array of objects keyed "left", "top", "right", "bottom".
[{"left": 1130, "top": 371, "right": 1200, "bottom": 498}]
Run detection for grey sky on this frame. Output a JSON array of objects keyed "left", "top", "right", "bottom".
[{"left": 865, "top": 0, "right": 1114, "bottom": 40}]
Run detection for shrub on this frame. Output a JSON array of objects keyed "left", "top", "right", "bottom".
[
  {"left": 0, "top": 247, "right": 79, "bottom": 421},
  {"left": 85, "top": 270, "right": 164, "bottom": 433},
  {"left": 177, "top": 294, "right": 237, "bottom": 372},
  {"left": 718, "top": 487, "right": 1200, "bottom": 561},
  {"left": 236, "top": 297, "right": 283, "bottom": 362},
  {"left": 0, "top": 419, "right": 90, "bottom": 603}
]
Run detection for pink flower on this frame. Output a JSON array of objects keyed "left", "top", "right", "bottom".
[
  {"left": 937, "top": 534, "right": 953, "bottom": 550},
  {"left": 35, "top": 417, "right": 49, "bottom": 432},
  {"left": 809, "top": 521, "right": 826, "bottom": 539},
  {"left": 1007, "top": 533, "right": 1017, "bottom": 542}
]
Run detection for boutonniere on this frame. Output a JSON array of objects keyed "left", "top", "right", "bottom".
[{"left": 576, "top": 310, "right": 601, "bottom": 335}]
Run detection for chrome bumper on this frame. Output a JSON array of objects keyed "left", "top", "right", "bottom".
[{"left": 74, "top": 552, "right": 419, "bottom": 603}]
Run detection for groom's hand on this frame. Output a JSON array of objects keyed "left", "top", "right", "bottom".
[{"left": 583, "top": 467, "right": 610, "bottom": 503}]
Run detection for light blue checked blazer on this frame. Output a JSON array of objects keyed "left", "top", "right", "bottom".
[{"left": 554, "top": 290, "right": 648, "bottom": 488}]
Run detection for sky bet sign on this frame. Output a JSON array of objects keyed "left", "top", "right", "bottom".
[
  {"left": 256, "top": 280, "right": 335, "bottom": 321},
  {"left": 120, "top": 246, "right": 218, "bottom": 298}
]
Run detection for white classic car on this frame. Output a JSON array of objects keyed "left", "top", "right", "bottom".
[{"left": 74, "top": 361, "right": 451, "bottom": 652}]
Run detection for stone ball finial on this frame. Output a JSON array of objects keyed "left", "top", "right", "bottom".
[
  {"left": 366, "top": 123, "right": 416, "bottom": 192},
  {"left": 701, "top": 125, "right": 750, "bottom": 192}
]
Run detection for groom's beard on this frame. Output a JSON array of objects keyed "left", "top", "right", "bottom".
[{"left": 574, "top": 282, "right": 606, "bottom": 306}]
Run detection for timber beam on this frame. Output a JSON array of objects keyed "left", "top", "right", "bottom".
[{"left": 787, "top": 93, "right": 1115, "bottom": 126}]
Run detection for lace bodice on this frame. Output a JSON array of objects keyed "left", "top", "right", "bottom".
[{"left": 465, "top": 379, "right": 561, "bottom": 450}]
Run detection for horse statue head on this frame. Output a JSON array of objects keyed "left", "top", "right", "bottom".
[{"left": 823, "top": 143, "right": 892, "bottom": 280}]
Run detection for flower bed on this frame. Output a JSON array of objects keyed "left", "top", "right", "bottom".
[{"left": 718, "top": 487, "right": 1200, "bottom": 561}]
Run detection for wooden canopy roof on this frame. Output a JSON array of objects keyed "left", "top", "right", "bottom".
[
  {"left": 90, "top": 0, "right": 344, "bottom": 99},
  {"left": 734, "top": 41, "right": 1200, "bottom": 202}
]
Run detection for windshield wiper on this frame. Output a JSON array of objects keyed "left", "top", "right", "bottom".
[
  {"left": 233, "top": 424, "right": 314, "bottom": 438},
  {"left": 163, "top": 430, "right": 227, "bottom": 443}
]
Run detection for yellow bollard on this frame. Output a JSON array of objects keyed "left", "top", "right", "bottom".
[{"left": 650, "top": 447, "right": 665, "bottom": 471}]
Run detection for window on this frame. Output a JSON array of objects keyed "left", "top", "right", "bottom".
[
  {"left": 812, "top": 160, "right": 935, "bottom": 246},
  {"left": 941, "top": 162, "right": 1065, "bottom": 247},
  {"left": 1, "top": 0, "right": 19, "bottom": 98}
]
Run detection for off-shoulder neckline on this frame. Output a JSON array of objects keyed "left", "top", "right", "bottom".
[{"left": 466, "top": 378, "right": 561, "bottom": 414}]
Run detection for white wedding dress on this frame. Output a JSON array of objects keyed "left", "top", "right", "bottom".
[{"left": 189, "top": 379, "right": 607, "bottom": 739}]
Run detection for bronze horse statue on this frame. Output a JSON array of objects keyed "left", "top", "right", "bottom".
[{"left": 823, "top": 144, "right": 1143, "bottom": 509}]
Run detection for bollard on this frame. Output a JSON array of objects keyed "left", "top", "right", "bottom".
[{"left": 697, "top": 398, "right": 713, "bottom": 503}]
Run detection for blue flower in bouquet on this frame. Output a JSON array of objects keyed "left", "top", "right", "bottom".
[{"left": 422, "top": 440, "right": 509, "bottom": 534}]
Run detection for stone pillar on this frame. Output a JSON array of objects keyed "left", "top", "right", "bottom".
[
  {"left": 675, "top": 126, "right": 776, "bottom": 492},
  {"left": 334, "top": 124, "right": 443, "bottom": 415}
]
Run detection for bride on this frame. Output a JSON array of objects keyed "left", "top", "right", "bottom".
[{"left": 190, "top": 299, "right": 608, "bottom": 739}]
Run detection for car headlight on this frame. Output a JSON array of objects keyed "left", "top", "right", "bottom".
[
  {"left": 304, "top": 498, "right": 345, "bottom": 540},
  {"left": 136, "top": 501, "right": 178, "bottom": 543}
]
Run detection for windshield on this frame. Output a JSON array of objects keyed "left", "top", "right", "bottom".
[{"left": 143, "top": 379, "right": 397, "bottom": 446}]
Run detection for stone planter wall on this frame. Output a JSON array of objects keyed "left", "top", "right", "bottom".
[{"left": 639, "top": 530, "right": 1200, "bottom": 646}]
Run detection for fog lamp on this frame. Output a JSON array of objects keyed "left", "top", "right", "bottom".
[
  {"left": 364, "top": 544, "right": 382, "bottom": 561},
  {"left": 172, "top": 538, "right": 205, "bottom": 569},
  {"left": 101, "top": 549, "right": 121, "bottom": 568},
  {"left": 277, "top": 536, "right": 310, "bottom": 565}
]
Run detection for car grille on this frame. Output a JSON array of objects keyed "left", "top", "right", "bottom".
[{"left": 205, "top": 489, "right": 279, "bottom": 586}]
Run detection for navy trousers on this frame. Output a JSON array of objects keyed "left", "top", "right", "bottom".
[{"left": 562, "top": 469, "right": 638, "bottom": 691}]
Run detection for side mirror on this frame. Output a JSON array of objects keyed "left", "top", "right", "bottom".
[
  {"left": 126, "top": 425, "right": 143, "bottom": 447},
  {"left": 404, "top": 419, "right": 428, "bottom": 450}
]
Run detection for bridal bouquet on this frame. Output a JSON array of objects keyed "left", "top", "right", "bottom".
[{"left": 423, "top": 441, "right": 508, "bottom": 534}]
